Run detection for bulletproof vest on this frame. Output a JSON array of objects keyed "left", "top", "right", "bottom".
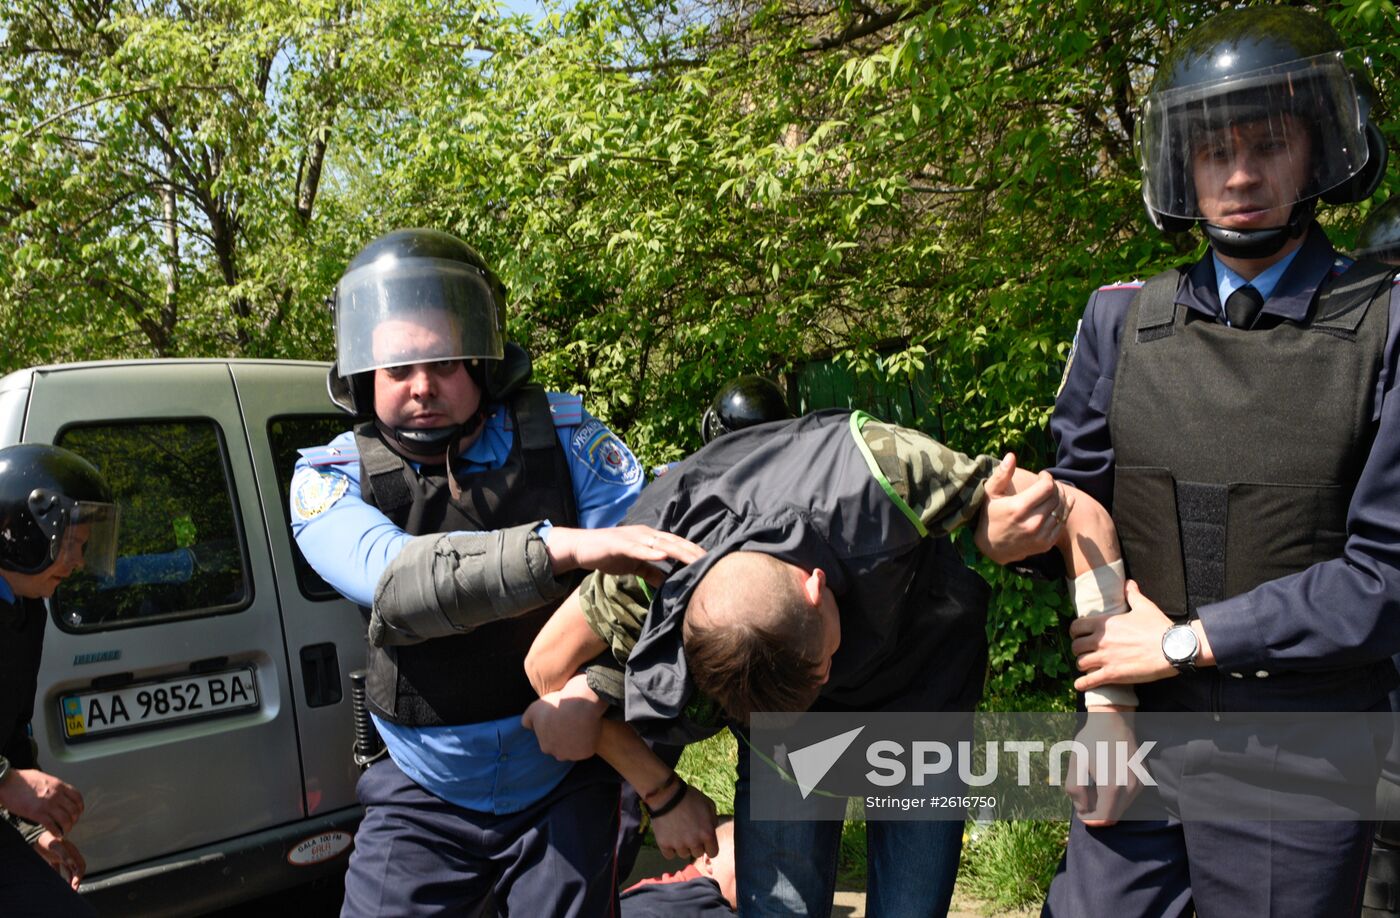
[
  {"left": 1109, "top": 260, "right": 1394, "bottom": 620},
  {"left": 354, "top": 384, "right": 579, "bottom": 726},
  {"left": 0, "top": 596, "right": 46, "bottom": 766}
]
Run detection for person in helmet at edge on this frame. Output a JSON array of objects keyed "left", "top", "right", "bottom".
[
  {"left": 0, "top": 444, "right": 118, "bottom": 917},
  {"left": 699, "top": 375, "right": 792, "bottom": 447},
  {"left": 647, "top": 375, "right": 793, "bottom": 480},
  {"left": 1355, "top": 196, "right": 1400, "bottom": 918},
  {"left": 289, "top": 228, "right": 708, "bottom": 917},
  {"left": 1037, "top": 7, "right": 1400, "bottom": 916}
]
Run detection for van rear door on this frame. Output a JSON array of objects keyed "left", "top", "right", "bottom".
[
  {"left": 26, "top": 362, "right": 305, "bottom": 874},
  {"left": 229, "top": 361, "right": 365, "bottom": 820}
]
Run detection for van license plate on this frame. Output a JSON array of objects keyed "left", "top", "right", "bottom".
[{"left": 60, "top": 667, "right": 259, "bottom": 740}]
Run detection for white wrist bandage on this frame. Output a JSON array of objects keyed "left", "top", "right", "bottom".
[{"left": 1069, "top": 560, "right": 1136, "bottom": 708}]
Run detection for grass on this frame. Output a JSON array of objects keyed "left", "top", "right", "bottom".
[
  {"left": 958, "top": 820, "right": 1068, "bottom": 910},
  {"left": 676, "top": 730, "right": 738, "bottom": 815}
]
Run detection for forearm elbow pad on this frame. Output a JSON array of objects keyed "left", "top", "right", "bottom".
[{"left": 369, "top": 523, "right": 571, "bottom": 646}]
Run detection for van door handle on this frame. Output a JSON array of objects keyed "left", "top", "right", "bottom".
[{"left": 299, "top": 643, "right": 342, "bottom": 708}]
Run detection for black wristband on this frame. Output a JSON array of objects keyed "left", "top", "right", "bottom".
[{"left": 644, "top": 778, "right": 688, "bottom": 819}]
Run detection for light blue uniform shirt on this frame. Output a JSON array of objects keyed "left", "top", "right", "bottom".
[
  {"left": 1212, "top": 246, "right": 1303, "bottom": 321},
  {"left": 290, "top": 392, "right": 644, "bottom": 814}
]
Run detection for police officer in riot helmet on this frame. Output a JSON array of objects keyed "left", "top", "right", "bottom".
[
  {"left": 1045, "top": 6, "right": 1399, "bottom": 916},
  {"left": 699, "top": 375, "right": 792, "bottom": 444},
  {"left": 1138, "top": 8, "right": 1386, "bottom": 260},
  {"left": 0, "top": 444, "right": 118, "bottom": 916},
  {"left": 325, "top": 228, "right": 528, "bottom": 455},
  {"left": 294, "top": 228, "right": 706, "bottom": 917}
]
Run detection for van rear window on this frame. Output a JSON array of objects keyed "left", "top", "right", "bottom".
[
  {"left": 267, "top": 415, "right": 352, "bottom": 602},
  {"left": 52, "top": 421, "right": 251, "bottom": 632}
]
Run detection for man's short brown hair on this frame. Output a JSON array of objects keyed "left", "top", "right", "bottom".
[{"left": 682, "top": 552, "right": 827, "bottom": 724}]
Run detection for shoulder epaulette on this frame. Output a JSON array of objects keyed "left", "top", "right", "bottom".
[
  {"left": 1098, "top": 279, "right": 1145, "bottom": 293},
  {"left": 296, "top": 438, "right": 358, "bottom": 467},
  {"left": 498, "top": 391, "right": 584, "bottom": 432},
  {"left": 546, "top": 391, "right": 584, "bottom": 427}
]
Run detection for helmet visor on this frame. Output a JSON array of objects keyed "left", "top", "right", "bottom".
[
  {"left": 67, "top": 500, "right": 119, "bottom": 579},
  {"left": 1139, "top": 53, "right": 1368, "bottom": 221},
  {"left": 335, "top": 256, "right": 504, "bottom": 377}
]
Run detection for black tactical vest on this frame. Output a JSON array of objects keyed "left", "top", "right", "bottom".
[
  {"left": 0, "top": 596, "right": 46, "bottom": 766},
  {"left": 355, "top": 384, "right": 580, "bottom": 726},
  {"left": 1109, "top": 261, "right": 1394, "bottom": 621}
]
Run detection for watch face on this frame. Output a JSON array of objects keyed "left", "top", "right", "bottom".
[{"left": 1163, "top": 626, "right": 1198, "bottom": 662}]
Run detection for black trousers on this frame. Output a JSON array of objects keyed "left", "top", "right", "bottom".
[
  {"left": 1046, "top": 686, "right": 1387, "bottom": 918},
  {"left": 341, "top": 756, "right": 621, "bottom": 917},
  {"left": 0, "top": 821, "right": 95, "bottom": 918}
]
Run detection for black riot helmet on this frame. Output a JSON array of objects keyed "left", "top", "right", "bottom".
[
  {"left": 0, "top": 444, "right": 118, "bottom": 580},
  {"left": 1355, "top": 197, "right": 1400, "bottom": 266},
  {"left": 326, "top": 229, "right": 532, "bottom": 455},
  {"left": 1137, "top": 6, "right": 1387, "bottom": 259},
  {"left": 700, "top": 376, "right": 793, "bottom": 444}
]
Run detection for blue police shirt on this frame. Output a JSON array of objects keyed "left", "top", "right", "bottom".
[
  {"left": 290, "top": 392, "right": 644, "bottom": 814},
  {"left": 1051, "top": 226, "right": 1400, "bottom": 673},
  {"left": 1212, "top": 246, "right": 1300, "bottom": 319},
  {"left": 0, "top": 576, "right": 13, "bottom": 605}
]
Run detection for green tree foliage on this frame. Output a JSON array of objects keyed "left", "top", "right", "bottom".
[
  {"left": 4, "top": 0, "right": 1396, "bottom": 693},
  {"left": 0, "top": 0, "right": 477, "bottom": 362}
]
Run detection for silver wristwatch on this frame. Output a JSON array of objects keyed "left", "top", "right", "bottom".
[
  {"left": 0, "top": 754, "right": 10, "bottom": 785},
  {"left": 1161, "top": 623, "right": 1200, "bottom": 674}
]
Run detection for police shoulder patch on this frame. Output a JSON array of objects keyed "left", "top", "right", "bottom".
[
  {"left": 571, "top": 418, "right": 642, "bottom": 487},
  {"left": 1056, "top": 319, "right": 1082, "bottom": 399},
  {"left": 291, "top": 466, "right": 350, "bottom": 521}
]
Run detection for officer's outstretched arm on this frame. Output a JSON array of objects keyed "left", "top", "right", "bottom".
[
  {"left": 370, "top": 524, "right": 570, "bottom": 646},
  {"left": 371, "top": 523, "right": 701, "bottom": 647}
]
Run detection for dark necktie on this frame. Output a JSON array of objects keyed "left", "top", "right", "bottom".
[{"left": 1223, "top": 284, "right": 1263, "bottom": 330}]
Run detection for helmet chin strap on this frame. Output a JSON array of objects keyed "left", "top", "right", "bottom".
[
  {"left": 1201, "top": 200, "right": 1313, "bottom": 260},
  {"left": 378, "top": 412, "right": 485, "bottom": 464}
]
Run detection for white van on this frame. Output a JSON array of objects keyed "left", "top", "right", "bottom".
[{"left": 1, "top": 359, "right": 364, "bottom": 916}]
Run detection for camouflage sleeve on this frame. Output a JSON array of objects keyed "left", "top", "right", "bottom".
[
  {"left": 4, "top": 812, "right": 43, "bottom": 845},
  {"left": 578, "top": 571, "right": 652, "bottom": 667},
  {"left": 860, "top": 420, "right": 999, "bottom": 537}
]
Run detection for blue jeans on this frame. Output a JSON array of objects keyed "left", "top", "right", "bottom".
[{"left": 733, "top": 728, "right": 964, "bottom": 917}]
